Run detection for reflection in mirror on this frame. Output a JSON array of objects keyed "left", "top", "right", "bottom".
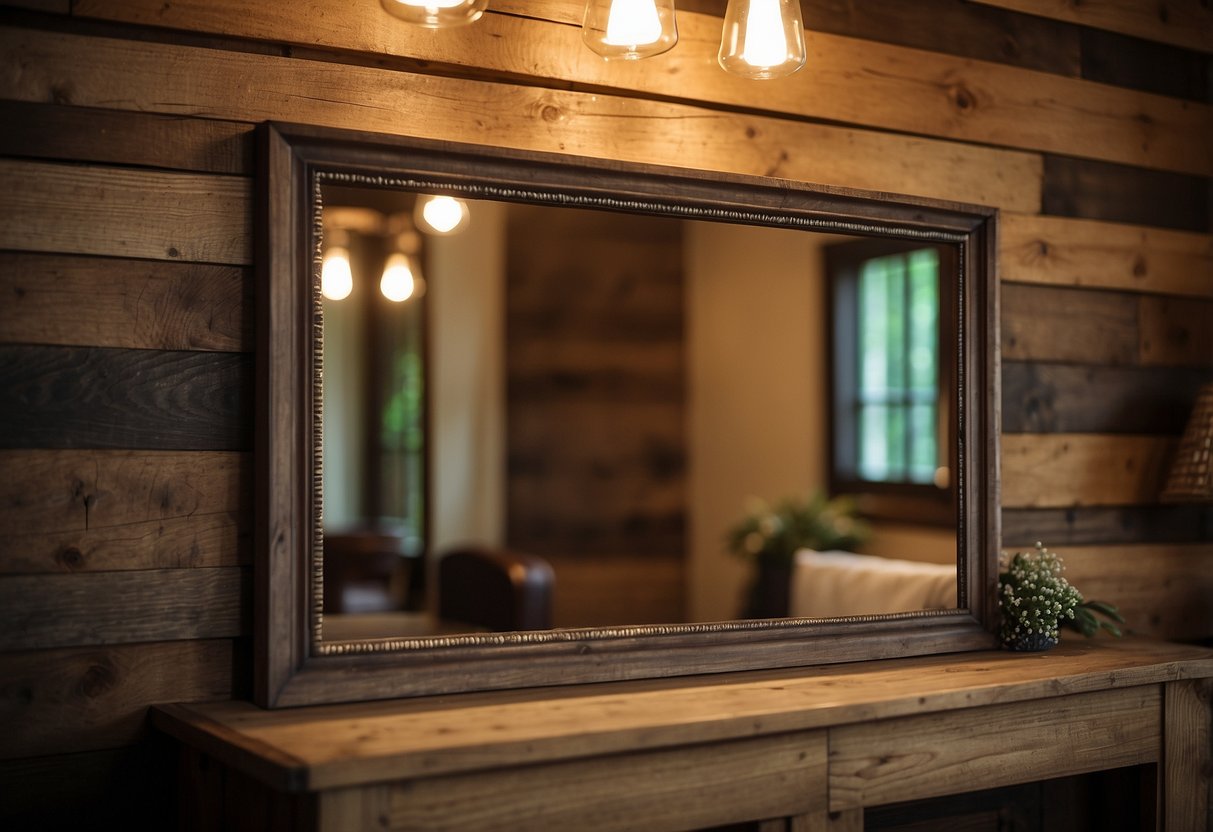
[{"left": 317, "top": 186, "right": 957, "bottom": 643}]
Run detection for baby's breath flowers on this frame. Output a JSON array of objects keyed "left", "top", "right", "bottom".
[{"left": 998, "top": 542, "right": 1124, "bottom": 651}]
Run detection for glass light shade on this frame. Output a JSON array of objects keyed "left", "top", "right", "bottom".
[
  {"left": 582, "top": 0, "right": 678, "bottom": 61},
  {"left": 321, "top": 246, "right": 353, "bottom": 301},
  {"left": 380, "top": 253, "right": 419, "bottom": 302},
  {"left": 414, "top": 194, "right": 470, "bottom": 235},
  {"left": 379, "top": 0, "right": 488, "bottom": 28},
  {"left": 718, "top": 0, "right": 806, "bottom": 80}
]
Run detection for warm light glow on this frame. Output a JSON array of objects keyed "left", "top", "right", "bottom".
[
  {"left": 740, "top": 0, "right": 786, "bottom": 67},
  {"left": 416, "top": 195, "right": 469, "bottom": 235},
  {"left": 604, "top": 0, "right": 662, "bottom": 46},
  {"left": 718, "top": 0, "right": 806, "bottom": 80},
  {"left": 380, "top": 253, "right": 417, "bottom": 302},
  {"left": 321, "top": 247, "right": 353, "bottom": 301},
  {"left": 379, "top": 0, "right": 487, "bottom": 28},
  {"left": 581, "top": 0, "right": 677, "bottom": 60}
]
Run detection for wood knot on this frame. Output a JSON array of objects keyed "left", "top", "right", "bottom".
[
  {"left": 77, "top": 662, "right": 117, "bottom": 699},
  {"left": 539, "top": 104, "right": 562, "bottom": 123},
  {"left": 948, "top": 83, "right": 977, "bottom": 112},
  {"left": 167, "top": 246, "right": 180, "bottom": 258},
  {"left": 1037, "top": 240, "right": 1050, "bottom": 256},
  {"left": 1132, "top": 255, "right": 1148, "bottom": 277},
  {"left": 745, "top": 126, "right": 757, "bottom": 139},
  {"left": 57, "top": 546, "right": 86, "bottom": 570},
  {"left": 12, "top": 286, "right": 25, "bottom": 299},
  {"left": 1157, "top": 2, "right": 1169, "bottom": 23},
  {"left": 50, "top": 83, "right": 74, "bottom": 105}
]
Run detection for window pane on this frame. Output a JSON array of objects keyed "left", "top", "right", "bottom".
[
  {"left": 908, "top": 249, "right": 938, "bottom": 395},
  {"left": 883, "top": 254, "right": 906, "bottom": 393},
  {"left": 858, "top": 404, "right": 890, "bottom": 481},
  {"left": 859, "top": 258, "right": 888, "bottom": 396},
  {"left": 908, "top": 403, "right": 937, "bottom": 484}
]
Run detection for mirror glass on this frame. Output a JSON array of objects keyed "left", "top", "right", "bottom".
[{"left": 316, "top": 184, "right": 958, "bottom": 644}]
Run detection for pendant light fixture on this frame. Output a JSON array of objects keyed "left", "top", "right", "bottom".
[
  {"left": 414, "top": 194, "right": 470, "bottom": 235},
  {"left": 718, "top": 0, "right": 806, "bottom": 80},
  {"left": 380, "top": 0, "right": 488, "bottom": 28},
  {"left": 380, "top": 252, "right": 422, "bottom": 302},
  {"left": 321, "top": 246, "right": 354, "bottom": 301},
  {"left": 582, "top": 0, "right": 678, "bottom": 61}
]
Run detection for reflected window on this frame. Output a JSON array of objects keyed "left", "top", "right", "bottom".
[{"left": 827, "top": 240, "right": 954, "bottom": 524}]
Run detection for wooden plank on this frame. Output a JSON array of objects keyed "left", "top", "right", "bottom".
[
  {"left": 378, "top": 731, "right": 827, "bottom": 832},
  {"left": 0, "top": 566, "right": 249, "bottom": 650},
  {"left": 1016, "top": 543, "right": 1213, "bottom": 641},
  {"left": 0, "top": 746, "right": 174, "bottom": 829},
  {"left": 1002, "top": 283, "right": 1138, "bottom": 365},
  {"left": 0, "top": 158, "right": 250, "bottom": 264},
  {"left": 1001, "top": 434, "right": 1175, "bottom": 508},
  {"left": 968, "top": 0, "right": 1213, "bottom": 54},
  {"left": 0, "top": 101, "right": 252, "bottom": 174},
  {"left": 1139, "top": 295, "right": 1213, "bottom": 367},
  {"left": 1042, "top": 155, "right": 1210, "bottom": 232},
  {"left": 0, "top": 346, "right": 252, "bottom": 450},
  {"left": 1164, "top": 679, "right": 1213, "bottom": 831},
  {"left": 149, "top": 639, "right": 1213, "bottom": 790},
  {"left": 828, "top": 686, "right": 1161, "bottom": 809},
  {"left": 0, "top": 449, "right": 247, "bottom": 536},
  {"left": 1000, "top": 213, "right": 1213, "bottom": 299},
  {"left": 0, "top": 639, "right": 241, "bottom": 759},
  {"left": 67, "top": 0, "right": 1213, "bottom": 174},
  {"left": 2, "top": 0, "right": 68, "bottom": 10},
  {"left": 544, "top": 554, "right": 683, "bottom": 629},
  {"left": 1080, "top": 27, "right": 1210, "bottom": 102},
  {"left": 1003, "top": 504, "right": 1213, "bottom": 546},
  {"left": 0, "top": 253, "right": 251, "bottom": 352},
  {"left": 1002, "top": 362, "right": 1207, "bottom": 433},
  {"left": 0, "top": 26, "right": 1043, "bottom": 212}
]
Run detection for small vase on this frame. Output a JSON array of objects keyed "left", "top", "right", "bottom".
[{"left": 1005, "top": 631, "right": 1058, "bottom": 652}]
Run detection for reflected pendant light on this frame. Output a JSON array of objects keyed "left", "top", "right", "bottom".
[
  {"left": 582, "top": 0, "right": 678, "bottom": 61},
  {"left": 718, "top": 0, "right": 806, "bottom": 80},
  {"left": 321, "top": 246, "right": 354, "bottom": 301},
  {"left": 380, "top": 253, "right": 422, "bottom": 302},
  {"left": 414, "top": 194, "right": 470, "bottom": 235},
  {"left": 380, "top": 0, "right": 488, "bottom": 28}
]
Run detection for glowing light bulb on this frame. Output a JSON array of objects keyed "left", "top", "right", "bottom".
[
  {"left": 582, "top": 0, "right": 677, "bottom": 60},
  {"left": 380, "top": 253, "right": 417, "bottom": 302},
  {"left": 718, "top": 0, "right": 806, "bottom": 80},
  {"left": 379, "top": 0, "right": 487, "bottom": 28},
  {"left": 415, "top": 195, "right": 469, "bottom": 235},
  {"left": 604, "top": 0, "right": 662, "bottom": 46},
  {"left": 321, "top": 247, "right": 353, "bottom": 301}
]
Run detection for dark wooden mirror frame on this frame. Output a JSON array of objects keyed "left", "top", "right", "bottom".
[{"left": 255, "top": 122, "right": 1001, "bottom": 709}]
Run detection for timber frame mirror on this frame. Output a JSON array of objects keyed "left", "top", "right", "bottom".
[{"left": 255, "top": 122, "right": 1000, "bottom": 708}]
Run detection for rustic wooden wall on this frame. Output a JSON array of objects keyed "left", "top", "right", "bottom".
[
  {"left": 0, "top": 0, "right": 1209, "bottom": 826},
  {"left": 505, "top": 205, "right": 686, "bottom": 628}
]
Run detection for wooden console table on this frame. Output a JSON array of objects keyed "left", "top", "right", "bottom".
[{"left": 153, "top": 638, "right": 1213, "bottom": 831}]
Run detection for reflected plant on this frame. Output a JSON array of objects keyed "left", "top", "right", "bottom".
[{"left": 726, "top": 492, "right": 869, "bottom": 568}]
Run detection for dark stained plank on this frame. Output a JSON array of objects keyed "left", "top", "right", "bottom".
[
  {"left": 0, "top": 101, "right": 253, "bottom": 174},
  {"left": 1003, "top": 362, "right": 1208, "bottom": 433},
  {"left": 0, "top": 346, "right": 252, "bottom": 450},
  {"left": 0, "top": 567, "right": 249, "bottom": 650},
  {"left": 1002, "top": 283, "right": 1138, "bottom": 365},
  {"left": 679, "top": 0, "right": 1083, "bottom": 76},
  {"left": 0, "top": 745, "right": 175, "bottom": 830},
  {"left": 0, "top": 252, "right": 252, "bottom": 352},
  {"left": 1042, "top": 156, "right": 1211, "bottom": 232},
  {"left": 1081, "top": 29, "right": 1211, "bottom": 103},
  {"left": 0, "top": 639, "right": 243, "bottom": 759},
  {"left": 1002, "top": 505, "right": 1213, "bottom": 546},
  {"left": 1138, "top": 295, "right": 1213, "bottom": 367}
]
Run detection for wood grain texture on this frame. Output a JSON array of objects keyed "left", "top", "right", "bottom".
[
  {"left": 67, "top": 0, "right": 1213, "bottom": 174},
  {"left": 968, "top": 0, "right": 1213, "bottom": 53},
  {"left": 374, "top": 731, "right": 827, "bottom": 832},
  {"left": 1002, "top": 362, "right": 1208, "bottom": 433},
  {"left": 0, "top": 346, "right": 251, "bottom": 450},
  {"left": 828, "top": 686, "right": 1161, "bottom": 809},
  {"left": 1002, "top": 283, "right": 1138, "bottom": 365},
  {"left": 1003, "top": 504, "right": 1213, "bottom": 546},
  {"left": 1000, "top": 214, "right": 1213, "bottom": 298},
  {"left": 0, "top": 100, "right": 252, "bottom": 174},
  {"left": 0, "top": 26, "right": 1043, "bottom": 212},
  {"left": 1039, "top": 544, "right": 1213, "bottom": 641},
  {"left": 1042, "top": 155, "right": 1211, "bottom": 232},
  {"left": 0, "top": 567, "right": 249, "bottom": 651},
  {"left": 0, "top": 639, "right": 240, "bottom": 759},
  {"left": 1080, "top": 27, "right": 1211, "bottom": 102},
  {"left": 0, "top": 253, "right": 252, "bottom": 351},
  {"left": 0, "top": 449, "right": 247, "bottom": 537},
  {"left": 1138, "top": 295, "right": 1213, "bottom": 367},
  {"left": 150, "top": 639, "right": 1213, "bottom": 790},
  {"left": 1163, "top": 679, "right": 1212, "bottom": 831},
  {"left": 0, "top": 159, "right": 250, "bottom": 264},
  {"left": 1001, "top": 434, "right": 1174, "bottom": 507}
]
